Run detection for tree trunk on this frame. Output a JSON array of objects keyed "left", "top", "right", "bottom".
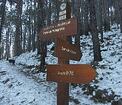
[
  {"left": 14, "top": 0, "right": 22, "bottom": 56},
  {"left": 113, "top": 0, "right": 120, "bottom": 25},
  {"left": 95, "top": 0, "right": 103, "bottom": 42},
  {"left": 55, "top": 0, "right": 60, "bottom": 22},
  {"left": 83, "top": 0, "right": 89, "bottom": 35},
  {"left": 102, "top": 0, "right": 110, "bottom": 31},
  {"left": 32, "top": 0, "right": 37, "bottom": 51},
  {"left": 73, "top": 0, "right": 81, "bottom": 45},
  {"left": 88, "top": 0, "right": 102, "bottom": 61},
  {"left": 27, "top": 16, "right": 32, "bottom": 52},
  {"left": 37, "top": 0, "right": 46, "bottom": 72},
  {"left": 118, "top": 0, "right": 122, "bottom": 32},
  {"left": 23, "top": 26, "right": 26, "bottom": 52},
  {"left": 47, "top": 0, "right": 51, "bottom": 25},
  {"left": 0, "top": 0, "right": 6, "bottom": 59},
  {"left": 5, "top": 28, "right": 10, "bottom": 59},
  {"left": 0, "top": 0, "right": 6, "bottom": 43}
]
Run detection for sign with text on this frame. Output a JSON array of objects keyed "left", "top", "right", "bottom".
[
  {"left": 40, "top": 18, "right": 77, "bottom": 40},
  {"left": 47, "top": 64, "right": 96, "bottom": 84},
  {"left": 55, "top": 38, "right": 82, "bottom": 61}
]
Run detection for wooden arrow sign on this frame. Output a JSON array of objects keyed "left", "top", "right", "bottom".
[
  {"left": 55, "top": 38, "right": 82, "bottom": 61},
  {"left": 47, "top": 64, "right": 96, "bottom": 84},
  {"left": 40, "top": 18, "right": 77, "bottom": 40}
]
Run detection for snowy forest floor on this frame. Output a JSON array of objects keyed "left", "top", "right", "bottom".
[{"left": 0, "top": 25, "right": 122, "bottom": 105}]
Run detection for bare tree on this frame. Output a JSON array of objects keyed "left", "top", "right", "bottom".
[
  {"left": 102, "top": 0, "right": 110, "bottom": 31},
  {"left": 83, "top": 0, "right": 89, "bottom": 35},
  {"left": 95, "top": 0, "right": 103, "bottom": 42},
  {"left": 37, "top": 0, "right": 47, "bottom": 72},
  {"left": 88, "top": 0, "right": 102, "bottom": 61},
  {"left": 0, "top": 0, "right": 6, "bottom": 59},
  {"left": 0, "top": 0, "right": 6, "bottom": 43},
  {"left": 5, "top": 28, "right": 10, "bottom": 59},
  {"left": 118, "top": 0, "right": 122, "bottom": 32},
  {"left": 14, "top": 0, "right": 22, "bottom": 56}
]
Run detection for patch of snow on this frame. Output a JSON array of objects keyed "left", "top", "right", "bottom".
[{"left": 15, "top": 50, "right": 40, "bottom": 66}]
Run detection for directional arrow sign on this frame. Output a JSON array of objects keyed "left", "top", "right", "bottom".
[
  {"left": 40, "top": 18, "right": 77, "bottom": 40},
  {"left": 47, "top": 64, "right": 96, "bottom": 84},
  {"left": 55, "top": 38, "right": 82, "bottom": 61}
]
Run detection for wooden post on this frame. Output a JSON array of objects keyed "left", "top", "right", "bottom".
[
  {"left": 57, "top": 1, "right": 71, "bottom": 105},
  {"left": 56, "top": 39, "right": 69, "bottom": 105},
  {"left": 57, "top": 82, "right": 69, "bottom": 105}
]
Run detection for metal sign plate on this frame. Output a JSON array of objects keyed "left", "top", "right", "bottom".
[
  {"left": 47, "top": 64, "right": 96, "bottom": 84},
  {"left": 55, "top": 38, "right": 82, "bottom": 61},
  {"left": 40, "top": 18, "right": 77, "bottom": 40}
]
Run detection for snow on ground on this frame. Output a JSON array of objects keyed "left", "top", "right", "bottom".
[
  {"left": 0, "top": 25, "right": 122, "bottom": 105},
  {"left": 0, "top": 61, "right": 111, "bottom": 105},
  {"left": 95, "top": 28, "right": 122, "bottom": 97},
  {"left": 71, "top": 26, "right": 122, "bottom": 98},
  {"left": 0, "top": 61, "right": 56, "bottom": 105},
  {"left": 15, "top": 50, "right": 40, "bottom": 66}
]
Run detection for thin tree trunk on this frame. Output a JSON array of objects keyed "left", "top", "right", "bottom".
[
  {"left": 95, "top": 0, "right": 103, "bottom": 42},
  {"left": 0, "top": 0, "right": 6, "bottom": 59},
  {"left": 74, "top": 0, "right": 81, "bottom": 45},
  {"left": 88, "top": 0, "right": 102, "bottom": 61},
  {"left": 55, "top": 0, "right": 60, "bottom": 22},
  {"left": 32, "top": 0, "right": 37, "bottom": 51},
  {"left": 102, "top": 0, "right": 110, "bottom": 31},
  {"left": 113, "top": 0, "right": 120, "bottom": 25},
  {"left": 118, "top": 0, "right": 122, "bottom": 32},
  {"left": 0, "top": 0, "right": 6, "bottom": 43},
  {"left": 47, "top": 0, "right": 51, "bottom": 25},
  {"left": 23, "top": 26, "right": 26, "bottom": 52},
  {"left": 27, "top": 16, "right": 32, "bottom": 52},
  {"left": 5, "top": 28, "right": 10, "bottom": 59},
  {"left": 14, "top": 0, "right": 22, "bottom": 56},
  {"left": 37, "top": 0, "right": 46, "bottom": 72},
  {"left": 84, "top": 0, "right": 89, "bottom": 35}
]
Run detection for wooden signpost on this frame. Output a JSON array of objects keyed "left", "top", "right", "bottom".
[{"left": 39, "top": 1, "right": 96, "bottom": 105}]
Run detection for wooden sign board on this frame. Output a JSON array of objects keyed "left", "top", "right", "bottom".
[
  {"left": 47, "top": 64, "right": 96, "bottom": 84},
  {"left": 40, "top": 18, "right": 77, "bottom": 40},
  {"left": 55, "top": 38, "right": 82, "bottom": 61}
]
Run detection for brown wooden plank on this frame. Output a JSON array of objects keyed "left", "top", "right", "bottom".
[
  {"left": 47, "top": 64, "right": 96, "bottom": 84},
  {"left": 55, "top": 38, "right": 82, "bottom": 61},
  {"left": 40, "top": 18, "right": 77, "bottom": 40}
]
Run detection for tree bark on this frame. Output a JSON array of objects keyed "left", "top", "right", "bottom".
[
  {"left": 102, "top": 0, "right": 110, "bottom": 31},
  {"left": 95, "top": 0, "right": 103, "bottom": 42},
  {"left": 118, "top": 0, "right": 122, "bottom": 33},
  {"left": 113, "top": 0, "right": 120, "bottom": 25},
  {"left": 27, "top": 15, "right": 32, "bottom": 52},
  {"left": 14, "top": 0, "right": 22, "bottom": 56},
  {"left": 5, "top": 28, "right": 10, "bottom": 59},
  {"left": 37, "top": 0, "right": 46, "bottom": 72},
  {"left": 83, "top": 0, "right": 89, "bottom": 35},
  {"left": 88, "top": 0, "right": 102, "bottom": 61},
  {"left": 0, "top": 0, "right": 6, "bottom": 43}
]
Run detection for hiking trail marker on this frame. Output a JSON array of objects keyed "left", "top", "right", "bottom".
[
  {"left": 55, "top": 38, "right": 82, "bottom": 61},
  {"left": 47, "top": 64, "right": 96, "bottom": 84},
  {"left": 40, "top": 18, "right": 77, "bottom": 40},
  {"left": 39, "top": 1, "right": 96, "bottom": 105}
]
